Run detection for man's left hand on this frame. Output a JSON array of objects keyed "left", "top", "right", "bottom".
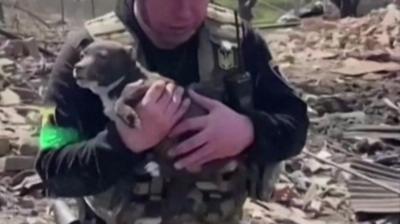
[{"left": 168, "top": 89, "right": 254, "bottom": 172}]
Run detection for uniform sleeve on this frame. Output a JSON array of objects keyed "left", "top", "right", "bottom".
[
  {"left": 242, "top": 29, "right": 309, "bottom": 164},
  {"left": 35, "top": 30, "right": 144, "bottom": 197}
]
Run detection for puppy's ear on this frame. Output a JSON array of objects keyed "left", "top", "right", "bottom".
[
  {"left": 124, "top": 45, "right": 138, "bottom": 63},
  {"left": 124, "top": 45, "right": 134, "bottom": 56}
]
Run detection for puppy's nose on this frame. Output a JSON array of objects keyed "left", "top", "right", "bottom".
[{"left": 74, "top": 63, "right": 83, "bottom": 71}]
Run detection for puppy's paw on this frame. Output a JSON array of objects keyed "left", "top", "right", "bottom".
[{"left": 115, "top": 99, "right": 140, "bottom": 128}]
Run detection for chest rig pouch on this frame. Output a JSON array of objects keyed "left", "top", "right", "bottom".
[{"left": 81, "top": 3, "right": 253, "bottom": 224}]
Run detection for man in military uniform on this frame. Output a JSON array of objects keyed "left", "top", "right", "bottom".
[{"left": 35, "top": 0, "right": 309, "bottom": 223}]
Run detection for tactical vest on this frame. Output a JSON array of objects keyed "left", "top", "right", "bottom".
[{"left": 80, "top": 4, "right": 249, "bottom": 224}]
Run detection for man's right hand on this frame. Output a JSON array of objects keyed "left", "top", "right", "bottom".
[{"left": 116, "top": 80, "right": 190, "bottom": 153}]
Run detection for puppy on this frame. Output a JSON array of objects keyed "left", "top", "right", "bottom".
[{"left": 72, "top": 40, "right": 240, "bottom": 180}]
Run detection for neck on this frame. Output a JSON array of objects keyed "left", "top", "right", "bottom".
[{"left": 108, "top": 74, "right": 133, "bottom": 99}]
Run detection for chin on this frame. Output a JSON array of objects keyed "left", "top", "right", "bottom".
[
  {"left": 151, "top": 30, "right": 195, "bottom": 49},
  {"left": 169, "top": 31, "right": 194, "bottom": 44}
]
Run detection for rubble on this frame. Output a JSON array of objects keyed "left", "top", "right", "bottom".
[
  {"left": 0, "top": 136, "right": 10, "bottom": 156},
  {"left": 0, "top": 8, "right": 57, "bottom": 222},
  {"left": 242, "top": 199, "right": 327, "bottom": 224},
  {"left": 271, "top": 4, "right": 400, "bottom": 76},
  {"left": 258, "top": 3, "right": 400, "bottom": 224}
]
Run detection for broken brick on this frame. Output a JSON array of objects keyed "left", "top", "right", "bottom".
[{"left": 0, "top": 156, "right": 36, "bottom": 172}]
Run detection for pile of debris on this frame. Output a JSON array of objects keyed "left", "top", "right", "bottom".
[
  {"left": 248, "top": 3, "right": 400, "bottom": 224},
  {"left": 0, "top": 35, "right": 56, "bottom": 171},
  {"left": 0, "top": 4, "right": 65, "bottom": 223},
  {"left": 272, "top": 4, "right": 400, "bottom": 76}
]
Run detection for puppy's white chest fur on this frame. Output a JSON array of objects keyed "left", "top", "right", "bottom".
[
  {"left": 82, "top": 76, "right": 125, "bottom": 121},
  {"left": 97, "top": 88, "right": 117, "bottom": 120}
]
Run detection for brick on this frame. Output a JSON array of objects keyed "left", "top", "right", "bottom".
[
  {"left": 0, "top": 156, "right": 36, "bottom": 172},
  {"left": 19, "top": 138, "right": 38, "bottom": 156}
]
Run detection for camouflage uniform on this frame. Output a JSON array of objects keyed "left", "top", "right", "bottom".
[{"left": 35, "top": 1, "right": 309, "bottom": 223}]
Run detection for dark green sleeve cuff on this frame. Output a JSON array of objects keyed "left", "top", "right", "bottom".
[{"left": 241, "top": 107, "right": 303, "bottom": 164}]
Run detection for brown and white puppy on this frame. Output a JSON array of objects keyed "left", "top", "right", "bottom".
[
  {"left": 73, "top": 40, "right": 239, "bottom": 180},
  {"left": 73, "top": 40, "right": 155, "bottom": 126}
]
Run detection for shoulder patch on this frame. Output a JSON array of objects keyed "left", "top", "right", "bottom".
[
  {"left": 203, "top": 4, "right": 247, "bottom": 72},
  {"left": 217, "top": 42, "right": 236, "bottom": 70},
  {"left": 207, "top": 3, "right": 242, "bottom": 25}
]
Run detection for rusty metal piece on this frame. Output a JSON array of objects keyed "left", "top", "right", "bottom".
[
  {"left": 347, "top": 125, "right": 400, "bottom": 132},
  {"left": 347, "top": 159, "right": 400, "bottom": 214},
  {"left": 344, "top": 124, "right": 400, "bottom": 140}
]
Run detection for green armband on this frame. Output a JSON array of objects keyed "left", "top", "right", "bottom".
[{"left": 39, "top": 107, "right": 82, "bottom": 151}]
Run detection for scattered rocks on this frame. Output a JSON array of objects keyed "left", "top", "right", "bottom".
[
  {"left": 0, "top": 38, "right": 41, "bottom": 60},
  {"left": 0, "top": 57, "right": 17, "bottom": 77},
  {"left": 262, "top": 4, "right": 400, "bottom": 224}
]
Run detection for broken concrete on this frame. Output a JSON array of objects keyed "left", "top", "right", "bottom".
[
  {"left": 331, "top": 58, "right": 400, "bottom": 76},
  {"left": 0, "top": 88, "right": 21, "bottom": 106},
  {"left": 18, "top": 137, "right": 38, "bottom": 156}
]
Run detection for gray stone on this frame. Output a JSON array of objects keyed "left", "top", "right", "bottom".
[
  {"left": 0, "top": 137, "right": 10, "bottom": 156},
  {"left": 0, "top": 193, "right": 7, "bottom": 208},
  {"left": 19, "top": 138, "right": 38, "bottom": 156},
  {"left": 0, "top": 156, "right": 36, "bottom": 172},
  {"left": 18, "top": 198, "right": 34, "bottom": 209}
]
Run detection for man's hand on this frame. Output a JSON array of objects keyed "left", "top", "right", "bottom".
[
  {"left": 116, "top": 80, "right": 190, "bottom": 153},
  {"left": 168, "top": 89, "right": 254, "bottom": 171}
]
